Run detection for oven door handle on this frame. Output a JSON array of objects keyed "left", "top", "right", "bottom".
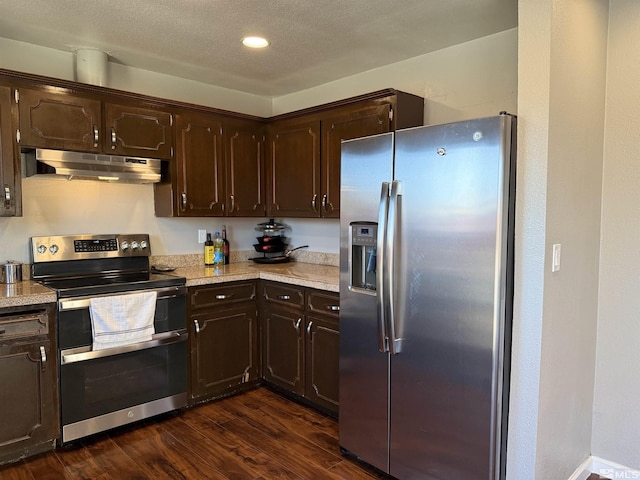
[
  {"left": 60, "top": 329, "right": 188, "bottom": 365},
  {"left": 58, "top": 286, "right": 186, "bottom": 311}
]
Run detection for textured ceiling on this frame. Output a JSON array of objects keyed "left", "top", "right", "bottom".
[{"left": 0, "top": 0, "right": 518, "bottom": 97}]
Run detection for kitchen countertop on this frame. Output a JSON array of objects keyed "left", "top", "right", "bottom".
[
  {"left": 0, "top": 281, "right": 57, "bottom": 308},
  {"left": 0, "top": 261, "right": 339, "bottom": 309},
  {"left": 176, "top": 261, "right": 339, "bottom": 292}
]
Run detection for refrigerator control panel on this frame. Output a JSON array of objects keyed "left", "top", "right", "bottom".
[{"left": 350, "top": 222, "right": 377, "bottom": 293}]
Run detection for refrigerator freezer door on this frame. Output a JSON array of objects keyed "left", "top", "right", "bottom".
[
  {"left": 389, "top": 116, "right": 513, "bottom": 480},
  {"left": 339, "top": 132, "right": 394, "bottom": 473}
]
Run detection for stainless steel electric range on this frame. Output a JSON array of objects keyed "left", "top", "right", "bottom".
[{"left": 31, "top": 234, "right": 187, "bottom": 444}]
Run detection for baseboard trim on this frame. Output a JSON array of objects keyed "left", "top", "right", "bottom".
[{"left": 569, "top": 455, "right": 640, "bottom": 479}]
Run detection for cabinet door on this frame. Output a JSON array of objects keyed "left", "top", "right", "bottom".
[
  {"left": 0, "top": 86, "right": 19, "bottom": 216},
  {"left": 0, "top": 341, "right": 56, "bottom": 465},
  {"left": 175, "top": 112, "right": 225, "bottom": 216},
  {"left": 321, "top": 103, "right": 391, "bottom": 218},
  {"left": 225, "top": 119, "right": 265, "bottom": 217},
  {"left": 104, "top": 103, "right": 173, "bottom": 159},
  {"left": 261, "top": 305, "right": 305, "bottom": 395},
  {"left": 267, "top": 118, "right": 321, "bottom": 217},
  {"left": 190, "top": 304, "right": 258, "bottom": 401},
  {"left": 305, "top": 314, "right": 339, "bottom": 414},
  {"left": 18, "top": 88, "right": 101, "bottom": 152}
]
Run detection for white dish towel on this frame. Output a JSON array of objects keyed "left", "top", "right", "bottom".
[{"left": 89, "top": 291, "right": 157, "bottom": 351}]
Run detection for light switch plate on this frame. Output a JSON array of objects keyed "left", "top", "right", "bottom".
[
  {"left": 198, "top": 229, "right": 207, "bottom": 244},
  {"left": 552, "top": 244, "right": 561, "bottom": 272}
]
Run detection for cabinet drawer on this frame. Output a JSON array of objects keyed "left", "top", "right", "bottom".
[
  {"left": 0, "top": 311, "right": 49, "bottom": 340},
  {"left": 262, "top": 282, "right": 305, "bottom": 310},
  {"left": 307, "top": 291, "right": 340, "bottom": 318},
  {"left": 190, "top": 282, "right": 256, "bottom": 310}
]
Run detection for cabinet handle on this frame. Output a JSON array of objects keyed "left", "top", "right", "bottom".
[
  {"left": 194, "top": 319, "right": 200, "bottom": 334},
  {"left": 277, "top": 295, "right": 291, "bottom": 301},
  {"left": 40, "top": 345, "right": 47, "bottom": 365},
  {"left": 311, "top": 194, "right": 318, "bottom": 212},
  {"left": 321, "top": 194, "right": 327, "bottom": 210},
  {"left": 229, "top": 195, "right": 235, "bottom": 213},
  {"left": 326, "top": 305, "right": 340, "bottom": 312},
  {"left": 4, "top": 186, "right": 11, "bottom": 209},
  {"left": 215, "top": 294, "right": 233, "bottom": 300},
  {"left": 181, "top": 193, "right": 187, "bottom": 210},
  {"left": 93, "top": 124, "right": 99, "bottom": 147},
  {"left": 294, "top": 318, "right": 302, "bottom": 333},
  {"left": 111, "top": 128, "right": 117, "bottom": 150},
  {"left": 307, "top": 320, "right": 313, "bottom": 335}
]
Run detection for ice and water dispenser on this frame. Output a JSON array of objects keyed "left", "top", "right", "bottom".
[{"left": 349, "top": 222, "right": 377, "bottom": 292}]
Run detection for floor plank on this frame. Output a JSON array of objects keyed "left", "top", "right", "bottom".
[{"left": 0, "top": 387, "right": 384, "bottom": 480}]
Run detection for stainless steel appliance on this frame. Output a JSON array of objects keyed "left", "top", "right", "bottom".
[
  {"left": 30, "top": 234, "right": 188, "bottom": 444},
  {"left": 339, "top": 114, "right": 516, "bottom": 480}
]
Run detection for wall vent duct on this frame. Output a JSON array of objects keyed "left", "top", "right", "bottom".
[{"left": 75, "top": 49, "right": 108, "bottom": 86}]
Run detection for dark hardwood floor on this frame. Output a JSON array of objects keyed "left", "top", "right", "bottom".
[
  {"left": 0, "top": 387, "right": 387, "bottom": 480},
  {"left": 1, "top": 388, "right": 611, "bottom": 479}
]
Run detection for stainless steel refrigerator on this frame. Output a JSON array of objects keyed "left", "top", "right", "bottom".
[{"left": 339, "top": 114, "right": 516, "bottom": 480}]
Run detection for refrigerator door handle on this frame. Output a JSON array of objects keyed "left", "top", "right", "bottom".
[
  {"left": 387, "top": 179, "right": 402, "bottom": 354},
  {"left": 376, "top": 181, "right": 390, "bottom": 353}
]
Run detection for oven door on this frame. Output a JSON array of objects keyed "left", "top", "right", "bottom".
[{"left": 57, "top": 286, "right": 187, "bottom": 443}]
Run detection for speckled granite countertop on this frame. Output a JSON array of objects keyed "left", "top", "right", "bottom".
[
  {"left": 0, "top": 281, "right": 57, "bottom": 308},
  {"left": 0, "top": 262, "right": 339, "bottom": 310},
  {"left": 175, "top": 262, "right": 339, "bottom": 292}
]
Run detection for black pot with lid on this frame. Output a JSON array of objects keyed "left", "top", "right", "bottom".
[{"left": 255, "top": 218, "right": 290, "bottom": 237}]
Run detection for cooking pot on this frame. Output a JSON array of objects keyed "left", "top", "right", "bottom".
[
  {"left": 256, "top": 235, "right": 287, "bottom": 246},
  {"left": 255, "top": 218, "right": 289, "bottom": 237},
  {"left": 253, "top": 243, "right": 288, "bottom": 254},
  {"left": 250, "top": 245, "right": 309, "bottom": 264},
  {"left": 2, "top": 261, "right": 23, "bottom": 283}
]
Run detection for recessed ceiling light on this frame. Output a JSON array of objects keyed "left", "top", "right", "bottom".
[{"left": 242, "top": 36, "right": 269, "bottom": 48}]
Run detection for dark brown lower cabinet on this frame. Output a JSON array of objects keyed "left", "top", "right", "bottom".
[
  {"left": 261, "top": 303, "right": 305, "bottom": 395},
  {"left": 188, "top": 282, "right": 259, "bottom": 403},
  {"left": 0, "top": 304, "right": 57, "bottom": 466},
  {"left": 305, "top": 291, "right": 340, "bottom": 414},
  {"left": 260, "top": 282, "right": 339, "bottom": 416}
]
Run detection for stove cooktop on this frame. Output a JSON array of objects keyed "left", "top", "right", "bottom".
[{"left": 42, "top": 271, "right": 185, "bottom": 298}]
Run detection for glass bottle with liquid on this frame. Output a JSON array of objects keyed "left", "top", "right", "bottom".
[
  {"left": 221, "top": 225, "right": 230, "bottom": 264},
  {"left": 213, "top": 232, "right": 225, "bottom": 266},
  {"left": 204, "top": 233, "right": 215, "bottom": 266}
]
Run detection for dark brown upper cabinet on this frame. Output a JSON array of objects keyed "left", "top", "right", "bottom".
[
  {"left": 266, "top": 90, "right": 424, "bottom": 218},
  {"left": 267, "top": 118, "right": 321, "bottom": 218},
  {"left": 320, "top": 103, "right": 392, "bottom": 218},
  {"left": 171, "top": 111, "right": 225, "bottom": 216},
  {"left": 0, "top": 85, "right": 20, "bottom": 216},
  {"left": 104, "top": 103, "right": 173, "bottom": 159},
  {"left": 154, "top": 113, "right": 264, "bottom": 217},
  {"left": 16, "top": 87, "right": 173, "bottom": 160},
  {"left": 17, "top": 88, "right": 102, "bottom": 153},
  {"left": 224, "top": 118, "right": 266, "bottom": 217}
]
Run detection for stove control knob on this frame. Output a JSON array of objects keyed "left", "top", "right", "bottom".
[
  {"left": 121, "top": 241, "right": 129, "bottom": 251},
  {"left": 140, "top": 240, "right": 148, "bottom": 250},
  {"left": 37, "top": 245, "right": 47, "bottom": 255},
  {"left": 49, "top": 244, "right": 59, "bottom": 255},
  {"left": 131, "top": 241, "right": 139, "bottom": 250}
]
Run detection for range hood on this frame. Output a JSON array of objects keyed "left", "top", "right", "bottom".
[{"left": 25, "top": 149, "right": 163, "bottom": 184}]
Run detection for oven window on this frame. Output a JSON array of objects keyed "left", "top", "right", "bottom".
[
  {"left": 60, "top": 341, "right": 186, "bottom": 425},
  {"left": 58, "top": 294, "right": 186, "bottom": 350}
]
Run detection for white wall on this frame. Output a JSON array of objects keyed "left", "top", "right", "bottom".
[
  {"left": 0, "top": 37, "right": 272, "bottom": 117},
  {"left": 593, "top": 0, "right": 640, "bottom": 469},
  {"left": 537, "top": 0, "right": 607, "bottom": 478},
  {"left": 508, "top": 2, "right": 608, "bottom": 479},
  {"left": 0, "top": 32, "right": 517, "bottom": 264},
  {"left": 272, "top": 29, "right": 518, "bottom": 122}
]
